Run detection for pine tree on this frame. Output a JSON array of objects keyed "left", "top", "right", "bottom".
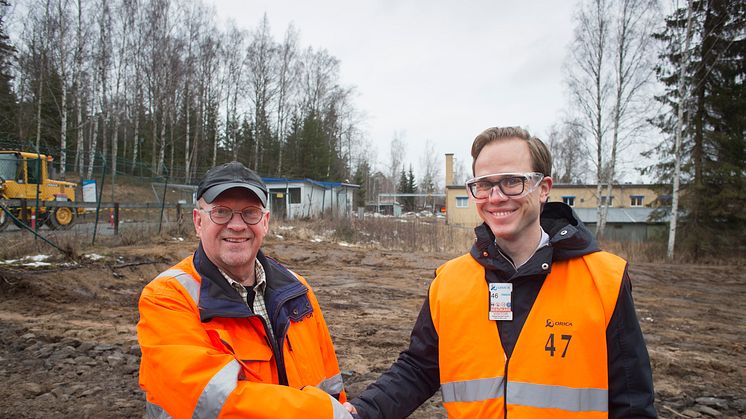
[
  {"left": 647, "top": 0, "right": 746, "bottom": 259},
  {"left": 352, "top": 159, "right": 370, "bottom": 210},
  {"left": 407, "top": 165, "right": 417, "bottom": 211}
]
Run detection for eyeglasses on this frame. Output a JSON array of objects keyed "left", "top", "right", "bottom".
[
  {"left": 465, "top": 172, "right": 544, "bottom": 199},
  {"left": 199, "top": 205, "right": 267, "bottom": 225}
]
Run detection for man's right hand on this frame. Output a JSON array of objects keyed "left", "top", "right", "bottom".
[{"left": 343, "top": 402, "right": 358, "bottom": 415}]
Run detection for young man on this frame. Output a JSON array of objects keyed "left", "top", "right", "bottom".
[
  {"left": 346, "top": 127, "right": 656, "bottom": 418},
  {"left": 138, "top": 161, "right": 352, "bottom": 419}
]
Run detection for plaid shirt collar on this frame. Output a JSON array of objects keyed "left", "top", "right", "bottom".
[{"left": 220, "top": 261, "right": 267, "bottom": 296}]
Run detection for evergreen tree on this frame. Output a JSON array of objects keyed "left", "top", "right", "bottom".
[
  {"left": 407, "top": 165, "right": 417, "bottom": 210},
  {"left": 353, "top": 159, "right": 370, "bottom": 210},
  {"left": 0, "top": 0, "right": 16, "bottom": 142},
  {"left": 647, "top": 0, "right": 746, "bottom": 258},
  {"left": 299, "top": 111, "right": 327, "bottom": 179},
  {"left": 397, "top": 164, "right": 417, "bottom": 211}
]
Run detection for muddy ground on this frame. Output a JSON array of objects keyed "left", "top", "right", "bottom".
[{"left": 0, "top": 232, "right": 744, "bottom": 418}]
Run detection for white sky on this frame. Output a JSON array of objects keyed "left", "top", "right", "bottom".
[{"left": 208, "top": 1, "right": 580, "bottom": 183}]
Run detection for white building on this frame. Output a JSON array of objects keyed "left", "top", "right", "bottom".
[{"left": 264, "top": 178, "right": 359, "bottom": 219}]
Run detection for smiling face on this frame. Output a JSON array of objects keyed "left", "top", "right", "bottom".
[
  {"left": 193, "top": 187, "right": 269, "bottom": 282},
  {"left": 473, "top": 138, "right": 552, "bottom": 250}
]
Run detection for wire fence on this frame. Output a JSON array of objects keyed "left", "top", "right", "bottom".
[{"left": 0, "top": 142, "right": 195, "bottom": 259}]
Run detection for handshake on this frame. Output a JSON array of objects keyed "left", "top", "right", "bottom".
[{"left": 343, "top": 401, "right": 360, "bottom": 418}]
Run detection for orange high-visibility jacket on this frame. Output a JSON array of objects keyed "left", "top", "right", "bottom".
[
  {"left": 431, "top": 251, "right": 625, "bottom": 418},
  {"left": 137, "top": 246, "right": 350, "bottom": 419}
]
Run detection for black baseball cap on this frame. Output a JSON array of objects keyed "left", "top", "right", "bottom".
[{"left": 196, "top": 161, "right": 268, "bottom": 207}]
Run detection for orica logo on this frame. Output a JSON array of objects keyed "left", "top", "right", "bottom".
[{"left": 545, "top": 319, "right": 573, "bottom": 328}]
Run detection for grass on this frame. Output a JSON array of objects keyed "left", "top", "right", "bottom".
[{"left": 1, "top": 214, "right": 740, "bottom": 266}]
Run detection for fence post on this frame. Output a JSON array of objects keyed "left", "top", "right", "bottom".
[
  {"left": 176, "top": 203, "right": 182, "bottom": 236},
  {"left": 20, "top": 199, "right": 28, "bottom": 227},
  {"left": 114, "top": 203, "right": 119, "bottom": 236}
]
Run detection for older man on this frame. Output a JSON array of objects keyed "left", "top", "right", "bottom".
[{"left": 138, "top": 161, "right": 351, "bottom": 419}]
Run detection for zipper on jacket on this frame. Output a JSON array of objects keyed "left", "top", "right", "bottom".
[
  {"left": 272, "top": 286, "right": 308, "bottom": 386},
  {"left": 503, "top": 353, "right": 510, "bottom": 418},
  {"left": 496, "top": 247, "right": 518, "bottom": 272},
  {"left": 286, "top": 335, "right": 293, "bottom": 352}
]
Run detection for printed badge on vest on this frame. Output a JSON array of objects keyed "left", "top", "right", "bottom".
[{"left": 489, "top": 283, "right": 512, "bottom": 321}]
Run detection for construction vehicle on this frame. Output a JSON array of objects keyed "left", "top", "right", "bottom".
[{"left": 0, "top": 151, "right": 83, "bottom": 231}]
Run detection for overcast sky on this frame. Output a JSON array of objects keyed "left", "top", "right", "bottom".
[{"left": 208, "top": 1, "right": 581, "bottom": 182}]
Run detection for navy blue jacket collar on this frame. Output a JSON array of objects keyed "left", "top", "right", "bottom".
[
  {"left": 470, "top": 202, "right": 600, "bottom": 278},
  {"left": 193, "top": 243, "right": 312, "bottom": 324}
]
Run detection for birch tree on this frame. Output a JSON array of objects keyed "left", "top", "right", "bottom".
[
  {"left": 567, "top": 0, "right": 611, "bottom": 237},
  {"left": 566, "top": 0, "right": 659, "bottom": 237}
]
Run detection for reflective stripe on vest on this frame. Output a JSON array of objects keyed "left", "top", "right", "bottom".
[
  {"left": 146, "top": 401, "right": 173, "bottom": 419},
  {"left": 317, "top": 373, "right": 344, "bottom": 395},
  {"left": 156, "top": 268, "right": 200, "bottom": 305},
  {"left": 441, "top": 376, "right": 505, "bottom": 403},
  {"left": 192, "top": 359, "right": 241, "bottom": 419},
  {"left": 508, "top": 381, "right": 608, "bottom": 412}
]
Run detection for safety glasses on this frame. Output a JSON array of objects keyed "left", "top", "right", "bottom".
[{"left": 465, "top": 172, "right": 544, "bottom": 199}]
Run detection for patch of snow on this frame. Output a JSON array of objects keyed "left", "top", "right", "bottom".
[
  {"left": 338, "top": 242, "right": 354, "bottom": 247},
  {"left": 275, "top": 235, "right": 285, "bottom": 240},
  {"left": 23, "top": 261, "right": 52, "bottom": 267},
  {"left": 27, "top": 254, "right": 51, "bottom": 262},
  {"left": 0, "top": 259, "right": 19, "bottom": 264},
  {"left": 85, "top": 254, "right": 105, "bottom": 261},
  {"left": 277, "top": 225, "right": 295, "bottom": 231}
]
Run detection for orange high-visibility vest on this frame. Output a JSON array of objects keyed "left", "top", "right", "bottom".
[
  {"left": 138, "top": 255, "right": 349, "bottom": 419},
  {"left": 431, "top": 252, "right": 625, "bottom": 418}
]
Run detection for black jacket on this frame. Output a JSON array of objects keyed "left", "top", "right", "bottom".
[{"left": 351, "top": 202, "right": 657, "bottom": 418}]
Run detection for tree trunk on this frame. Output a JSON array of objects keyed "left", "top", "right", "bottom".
[{"left": 668, "top": 0, "right": 694, "bottom": 259}]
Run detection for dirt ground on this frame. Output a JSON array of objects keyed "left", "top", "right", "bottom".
[{"left": 0, "top": 232, "right": 744, "bottom": 418}]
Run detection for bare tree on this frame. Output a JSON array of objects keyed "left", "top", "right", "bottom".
[
  {"left": 50, "top": 0, "right": 74, "bottom": 177},
  {"left": 547, "top": 120, "right": 590, "bottom": 183},
  {"left": 599, "top": 0, "right": 660, "bottom": 233},
  {"left": 566, "top": 0, "right": 612, "bottom": 237},
  {"left": 566, "top": 0, "right": 659, "bottom": 237},
  {"left": 419, "top": 139, "right": 442, "bottom": 211},
  {"left": 72, "top": 0, "right": 87, "bottom": 176},
  {"left": 388, "top": 131, "right": 405, "bottom": 193},
  {"left": 668, "top": 0, "right": 694, "bottom": 259},
  {"left": 453, "top": 155, "right": 469, "bottom": 185},
  {"left": 5, "top": 0, "right": 365, "bottom": 189},
  {"left": 221, "top": 23, "right": 247, "bottom": 161},
  {"left": 246, "top": 13, "right": 276, "bottom": 171},
  {"left": 274, "top": 23, "right": 299, "bottom": 176},
  {"left": 420, "top": 139, "right": 441, "bottom": 191}
]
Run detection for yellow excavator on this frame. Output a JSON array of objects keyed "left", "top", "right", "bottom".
[{"left": 0, "top": 151, "right": 83, "bottom": 230}]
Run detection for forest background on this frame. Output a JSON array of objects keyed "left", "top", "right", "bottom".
[{"left": 0, "top": 0, "right": 742, "bottom": 260}]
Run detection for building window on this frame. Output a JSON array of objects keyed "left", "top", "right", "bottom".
[
  {"left": 561, "top": 196, "right": 575, "bottom": 207},
  {"left": 630, "top": 195, "right": 644, "bottom": 207},
  {"left": 456, "top": 196, "right": 469, "bottom": 208},
  {"left": 600, "top": 196, "right": 614, "bottom": 206},
  {"left": 289, "top": 187, "right": 301, "bottom": 204}
]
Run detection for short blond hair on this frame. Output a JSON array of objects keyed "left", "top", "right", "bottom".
[{"left": 470, "top": 126, "right": 552, "bottom": 176}]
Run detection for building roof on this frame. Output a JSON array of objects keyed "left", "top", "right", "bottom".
[
  {"left": 263, "top": 177, "right": 359, "bottom": 189},
  {"left": 572, "top": 207, "right": 669, "bottom": 224}
]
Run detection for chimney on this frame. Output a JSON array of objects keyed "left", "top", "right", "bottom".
[{"left": 445, "top": 153, "right": 455, "bottom": 186}]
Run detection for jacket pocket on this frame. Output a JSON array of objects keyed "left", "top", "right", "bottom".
[{"left": 205, "top": 328, "right": 274, "bottom": 382}]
